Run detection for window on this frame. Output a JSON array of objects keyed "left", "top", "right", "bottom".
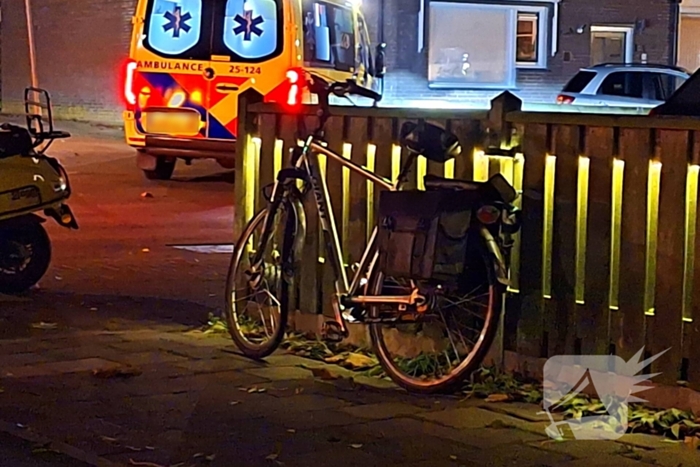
[
  {"left": 563, "top": 71, "right": 596, "bottom": 93},
  {"left": 302, "top": 1, "right": 356, "bottom": 72},
  {"left": 221, "top": 0, "right": 282, "bottom": 60},
  {"left": 649, "top": 72, "right": 687, "bottom": 101},
  {"left": 144, "top": 0, "right": 209, "bottom": 60},
  {"left": 517, "top": 13, "right": 538, "bottom": 63},
  {"left": 599, "top": 72, "right": 644, "bottom": 98},
  {"left": 515, "top": 9, "right": 547, "bottom": 68},
  {"left": 428, "top": 2, "right": 516, "bottom": 89}
]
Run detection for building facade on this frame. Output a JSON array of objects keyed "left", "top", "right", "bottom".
[
  {"left": 0, "top": 0, "right": 683, "bottom": 122},
  {"left": 374, "top": 0, "right": 680, "bottom": 109}
]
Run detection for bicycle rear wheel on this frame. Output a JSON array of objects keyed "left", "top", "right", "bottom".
[
  {"left": 225, "top": 205, "right": 296, "bottom": 359},
  {"left": 368, "top": 237, "right": 503, "bottom": 394}
]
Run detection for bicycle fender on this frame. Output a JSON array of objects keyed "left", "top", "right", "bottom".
[{"left": 479, "top": 226, "right": 509, "bottom": 288}]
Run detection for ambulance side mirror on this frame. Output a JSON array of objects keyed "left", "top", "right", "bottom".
[{"left": 374, "top": 43, "right": 386, "bottom": 79}]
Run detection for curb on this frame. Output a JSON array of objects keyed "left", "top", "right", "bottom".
[{"left": 0, "top": 419, "right": 123, "bottom": 467}]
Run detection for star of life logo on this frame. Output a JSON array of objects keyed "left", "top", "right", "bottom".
[{"left": 542, "top": 347, "right": 669, "bottom": 441}]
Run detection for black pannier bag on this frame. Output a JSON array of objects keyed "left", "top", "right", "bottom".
[{"left": 377, "top": 189, "right": 477, "bottom": 281}]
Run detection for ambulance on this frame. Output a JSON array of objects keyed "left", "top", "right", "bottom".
[{"left": 123, "top": 0, "right": 385, "bottom": 180}]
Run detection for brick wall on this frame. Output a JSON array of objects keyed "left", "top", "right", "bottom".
[
  {"left": 1, "top": 0, "right": 136, "bottom": 124},
  {"left": 378, "top": 0, "right": 678, "bottom": 107}
]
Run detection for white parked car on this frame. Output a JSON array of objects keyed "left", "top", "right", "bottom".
[{"left": 556, "top": 63, "right": 689, "bottom": 109}]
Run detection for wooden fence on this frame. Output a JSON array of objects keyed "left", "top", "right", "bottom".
[{"left": 234, "top": 89, "right": 700, "bottom": 387}]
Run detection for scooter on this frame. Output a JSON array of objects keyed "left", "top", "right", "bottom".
[{"left": 0, "top": 87, "right": 77, "bottom": 294}]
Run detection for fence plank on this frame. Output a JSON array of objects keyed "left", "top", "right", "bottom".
[
  {"left": 614, "top": 128, "right": 650, "bottom": 361},
  {"left": 347, "top": 118, "right": 370, "bottom": 264},
  {"left": 256, "top": 114, "right": 278, "bottom": 214},
  {"left": 688, "top": 133, "right": 700, "bottom": 387},
  {"left": 320, "top": 116, "right": 347, "bottom": 318},
  {"left": 514, "top": 122, "right": 548, "bottom": 358},
  {"left": 651, "top": 130, "right": 687, "bottom": 383},
  {"left": 579, "top": 127, "right": 614, "bottom": 355},
  {"left": 548, "top": 125, "right": 581, "bottom": 356},
  {"left": 450, "top": 119, "right": 480, "bottom": 180}
]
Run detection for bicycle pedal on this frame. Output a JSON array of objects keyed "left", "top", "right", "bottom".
[{"left": 322, "top": 321, "right": 346, "bottom": 343}]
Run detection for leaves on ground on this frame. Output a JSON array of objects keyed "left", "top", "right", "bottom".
[{"left": 485, "top": 394, "right": 511, "bottom": 403}]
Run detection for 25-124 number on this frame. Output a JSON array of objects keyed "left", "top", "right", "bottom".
[{"left": 229, "top": 65, "right": 261, "bottom": 74}]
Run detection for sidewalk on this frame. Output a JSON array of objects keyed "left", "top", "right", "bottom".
[{"left": 0, "top": 310, "right": 698, "bottom": 467}]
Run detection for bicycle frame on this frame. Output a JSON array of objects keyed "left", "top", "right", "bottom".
[{"left": 255, "top": 134, "right": 426, "bottom": 337}]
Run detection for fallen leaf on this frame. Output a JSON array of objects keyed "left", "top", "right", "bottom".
[
  {"left": 16, "top": 423, "right": 27, "bottom": 429},
  {"left": 205, "top": 454, "right": 216, "bottom": 462},
  {"left": 247, "top": 387, "right": 258, "bottom": 393},
  {"left": 294, "top": 387, "right": 304, "bottom": 395},
  {"left": 193, "top": 453, "right": 204, "bottom": 459},
  {"left": 92, "top": 366, "right": 142, "bottom": 379},
  {"left": 142, "top": 248, "right": 150, "bottom": 253},
  {"left": 141, "top": 192, "right": 154, "bottom": 199},
  {"left": 90, "top": 307, "right": 98, "bottom": 312},
  {"left": 449, "top": 455, "right": 458, "bottom": 461},
  {"left": 350, "top": 444, "right": 363, "bottom": 449},
  {"left": 145, "top": 446, "right": 155, "bottom": 451},
  {"left": 310, "top": 368, "right": 339, "bottom": 380},
  {"left": 229, "top": 401, "right": 242, "bottom": 406},
  {"left": 485, "top": 394, "right": 511, "bottom": 403},
  {"left": 31, "top": 322, "right": 58, "bottom": 330},
  {"left": 100, "top": 436, "right": 118, "bottom": 443},
  {"left": 126, "top": 446, "right": 142, "bottom": 452},
  {"left": 342, "top": 353, "right": 377, "bottom": 370},
  {"left": 266, "top": 453, "right": 279, "bottom": 461},
  {"left": 54, "top": 276, "right": 63, "bottom": 281},
  {"left": 287, "top": 429, "right": 296, "bottom": 434}
]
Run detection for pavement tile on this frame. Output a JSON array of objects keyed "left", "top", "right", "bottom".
[
  {"left": 633, "top": 445, "right": 700, "bottom": 467},
  {"left": 466, "top": 443, "right": 574, "bottom": 466},
  {"left": 172, "top": 355, "right": 261, "bottom": 373},
  {"left": 529, "top": 439, "right": 633, "bottom": 459},
  {"left": 2, "top": 358, "right": 122, "bottom": 379},
  {"left": 278, "top": 445, "right": 389, "bottom": 467},
  {"left": 556, "top": 455, "right": 652, "bottom": 467},
  {"left": 340, "top": 402, "right": 427, "bottom": 420},
  {"left": 360, "top": 434, "right": 482, "bottom": 464},
  {"left": 416, "top": 406, "right": 525, "bottom": 430},
  {"left": 616, "top": 432, "right": 675, "bottom": 450},
  {"left": 478, "top": 401, "right": 562, "bottom": 423}
]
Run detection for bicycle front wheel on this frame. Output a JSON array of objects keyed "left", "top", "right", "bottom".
[
  {"left": 225, "top": 205, "right": 295, "bottom": 359},
  {"left": 368, "top": 238, "right": 503, "bottom": 394}
]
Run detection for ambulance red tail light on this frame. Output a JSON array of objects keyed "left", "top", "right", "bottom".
[
  {"left": 123, "top": 60, "right": 138, "bottom": 109},
  {"left": 286, "top": 69, "right": 301, "bottom": 108}
]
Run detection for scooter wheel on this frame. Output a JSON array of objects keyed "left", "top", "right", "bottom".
[{"left": 0, "top": 222, "right": 51, "bottom": 295}]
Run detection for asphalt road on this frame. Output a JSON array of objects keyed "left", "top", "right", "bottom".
[{"left": 39, "top": 123, "right": 235, "bottom": 310}]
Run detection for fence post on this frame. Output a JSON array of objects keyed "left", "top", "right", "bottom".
[
  {"left": 235, "top": 90, "right": 264, "bottom": 241},
  {"left": 486, "top": 91, "right": 523, "bottom": 149},
  {"left": 483, "top": 92, "right": 522, "bottom": 372}
]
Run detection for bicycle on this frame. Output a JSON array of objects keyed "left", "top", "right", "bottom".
[{"left": 225, "top": 74, "right": 522, "bottom": 393}]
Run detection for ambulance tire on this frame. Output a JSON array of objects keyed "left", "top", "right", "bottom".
[{"left": 144, "top": 157, "right": 176, "bottom": 181}]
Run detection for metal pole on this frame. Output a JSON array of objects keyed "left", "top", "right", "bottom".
[{"left": 24, "top": 0, "right": 39, "bottom": 88}]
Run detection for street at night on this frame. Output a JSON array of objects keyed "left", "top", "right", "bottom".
[{"left": 0, "top": 122, "right": 697, "bottom": 466}]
